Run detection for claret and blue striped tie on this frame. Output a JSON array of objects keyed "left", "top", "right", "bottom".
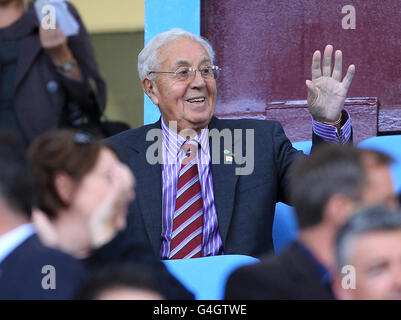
[{"left": 169, "top": 141, "right": 203, "bottom": 259}]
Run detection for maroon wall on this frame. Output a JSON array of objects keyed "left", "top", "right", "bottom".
[{"left": 203, "top": 0, "right": 401, "bottom": 140}]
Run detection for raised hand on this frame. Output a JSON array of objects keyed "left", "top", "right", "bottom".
[
  {"left": 89, "top": 162, "right": 135, "bottom": 249},
  {"left": 39, "top": 24, "right": 83, "bottom": 81},
  {"left": 306, "top": 45, "right": 355, "bottom": 123}
]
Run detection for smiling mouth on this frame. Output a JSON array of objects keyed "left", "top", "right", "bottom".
[{"left": 186, "top": 97, "right": 206, "bottom": 103}]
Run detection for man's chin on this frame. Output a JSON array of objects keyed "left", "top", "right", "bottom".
[{"left": 178, "top": 116, "right": 213, "bottom": 134}]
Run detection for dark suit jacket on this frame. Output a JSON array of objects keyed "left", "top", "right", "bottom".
[
  {"left": 0, "top": 234, "right": 86, "bottom": 300},
  {"left": 0, "top": 232, "right": 192, "bottom": 300},
  {"left": 107, "top": 117, "right": 306, "bottom": 258},
  {"left": 86, "top": 232, "right": 194, "bottom": 300},
  {"left": 224, "top": 242, "right": 334, "bottom": 300},
  {"left": 1, "top": 2, "right": 106, "bottom": 143}
]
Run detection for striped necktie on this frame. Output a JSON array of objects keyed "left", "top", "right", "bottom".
[{"left": 169, "top": 141, "right": 203, "bottom": 259}]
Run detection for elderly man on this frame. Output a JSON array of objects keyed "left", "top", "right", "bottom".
[
  {"left": 108, "top": 28, "right": 355, "bottom": 259},
  {"left": 332, "top": 206, "right": 401, "bottom": 300}
]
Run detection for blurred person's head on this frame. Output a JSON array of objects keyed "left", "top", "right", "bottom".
[
  {"left": 291, "top": 145, "right": 395, "bottom": 232},
  {"left": 333, "top": 206, "right": 401, "bottom": 300},
  {"left": 290, "top": 144, "right": 396, "bottom": 267},
  {"left": 0, "top": 0, "right": 19, "bottom": 5},
  {"left": 28, "top": 130, "right": 134, "bottom": 258},
  {"left": 359, "top": 148, "right": 398, "bottom": 211},
  {"left": 138, "top": 28, "right": 217, "bottom": 134},
  {"left": 0, "top": 0, "right": 31, "bottom": 10},
  {"left": 77, "top": 264, "right": 165, "bottom": 300},
  {"left": 0, "top": 131, "right": 35, "bottom": 235}
]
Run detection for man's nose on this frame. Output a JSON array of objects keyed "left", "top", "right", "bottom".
[{"left": 189, "top": 69, "right": 206, "bottom": 88}]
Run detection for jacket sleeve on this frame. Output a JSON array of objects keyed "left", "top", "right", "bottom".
[
  {"left": 271, "top": 121, "right": 305, "bottom": 205},
  {"left": 85, "top": 231, "right": 195, "bottom": 300}
]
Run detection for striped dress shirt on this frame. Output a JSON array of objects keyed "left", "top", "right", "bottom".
[
  {"left": 312, "top": 110, "right": 352, "bottom": 144},
  {"left": 160, "top": 118, "right": 223, "bottom": 259}
]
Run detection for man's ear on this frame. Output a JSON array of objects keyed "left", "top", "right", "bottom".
[
  {"left": 323, "top": 194, "right": 356, "bottom": 227},
  {"left": 142, "top": 78, "right": 159, "bottom": 106},
  {"left": 54, "top": 172, "right": 75, "bottom": 206}
]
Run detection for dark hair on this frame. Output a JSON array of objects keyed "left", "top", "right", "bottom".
[
  {"left": 290, "top": 145, "right": 394, "bottom": 229},
  {"left": 76, "top": 263, "right": 164, "bottom": 300},
  {"left": 27, "top": 130, "right": 118, "bottom": 219},
  {"left": 335, "top": 206, "right": 401, "bottom": 267},
  {"left": 358, "top": 147, "right": 394, "bottom": 171},
  {"left": 0, "top": 131, "right": 35, "bottom": 217}
]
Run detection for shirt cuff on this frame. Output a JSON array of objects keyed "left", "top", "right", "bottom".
[{"left": 312, "top": 110, "right": 352, "bottom": 144}]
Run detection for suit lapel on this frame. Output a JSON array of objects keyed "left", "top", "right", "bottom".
[
  {"left": 129, "top": 121, "right": 163, "bottom": 254},
  {"left": 281, "top": 243, "right": 334, "bottom": 299},
  {"left": 9, "top": 10, "right": 41, "bottom": 89},
  {"left": 208, "top": 117, "right": 239, "bottom": 247},
  {"left": 15, "top": 34, "right": 41, "bottom": 89},
  {"left": 130, "top": 117, "right": 240, "bottom": 253}
]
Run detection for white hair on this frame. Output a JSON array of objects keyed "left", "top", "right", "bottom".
[
  {"left": 137, "top": 28, "right": 215, "bottom": 81},
  {"left": 335, "top": 206, "right": 401, "bottom": 268}
]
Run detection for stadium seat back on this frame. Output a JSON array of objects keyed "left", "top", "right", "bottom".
[
  {"left": 162, "top": 255, "right": 259, "bottom": 300},
  {"left": 272, "top": 140, "right": 310, "bottom": 252}
]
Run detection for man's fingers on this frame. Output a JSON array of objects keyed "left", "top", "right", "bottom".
[
  {"left": 311, "top": 50, "right": 322, "bottom": 80},
  {"left": 322, "top": 45, "right": 333, "bottom": 77},
  {"left": 342, "top": 64, "right": 356, "bottom": 91},
  {"left": 332, "top": 50, "right": 343, "bottom": 81}
]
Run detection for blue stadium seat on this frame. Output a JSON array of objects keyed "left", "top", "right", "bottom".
[
  {"left": 273, "top": 202, "right": 299, "bottom": 252},
  {"left": 292, "top": 140, "right": 312, "bottom": 155},
  {"left": 162, "top": 255, "right": 259, "bottom": 300},
  {"left": 357, "top": 135, "right": 401, "bottom": 193},
  {"left": 272, "top": 140, "right": 311, "bottom": 252}
]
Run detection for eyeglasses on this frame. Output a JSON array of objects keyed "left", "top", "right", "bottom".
[{"left": 149, "top": 65, "right": 221, "bottom": 82}]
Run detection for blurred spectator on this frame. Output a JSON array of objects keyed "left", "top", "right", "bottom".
[
  {"left": 0, "top": 130, "right": 86, "bottom": 299},
  {"left": 225, "top": 145, "right": 397, "bottom": 299},
  {"left": 28, "top": 130, "right": 194, "bottom": 299},
  {"left": 28, "top": 130, "right": 135, "bottom": 257},
  {"left": 0, "top": 0, "right": 106, "bottom": 148},
  {"left": 77, "top": 263, "right": 165, "bottom": 300},
  {"left": 332, "top": 206, "right": 401, "bottom": 300}
]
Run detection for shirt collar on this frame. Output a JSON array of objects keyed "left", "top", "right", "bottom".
[
  {"left": 295, "top": 240, "right": 333, "bottom": 286},
  {"left": 0, "top": 223, "right": 35, "bottom": 264},
  {"left": 161, "top": 118, "right": 210, "bottom": 160}
]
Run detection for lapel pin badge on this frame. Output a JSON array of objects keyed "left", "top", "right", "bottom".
[{"left": 224, "top": 149, "right": 235, "bottom": 164}]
